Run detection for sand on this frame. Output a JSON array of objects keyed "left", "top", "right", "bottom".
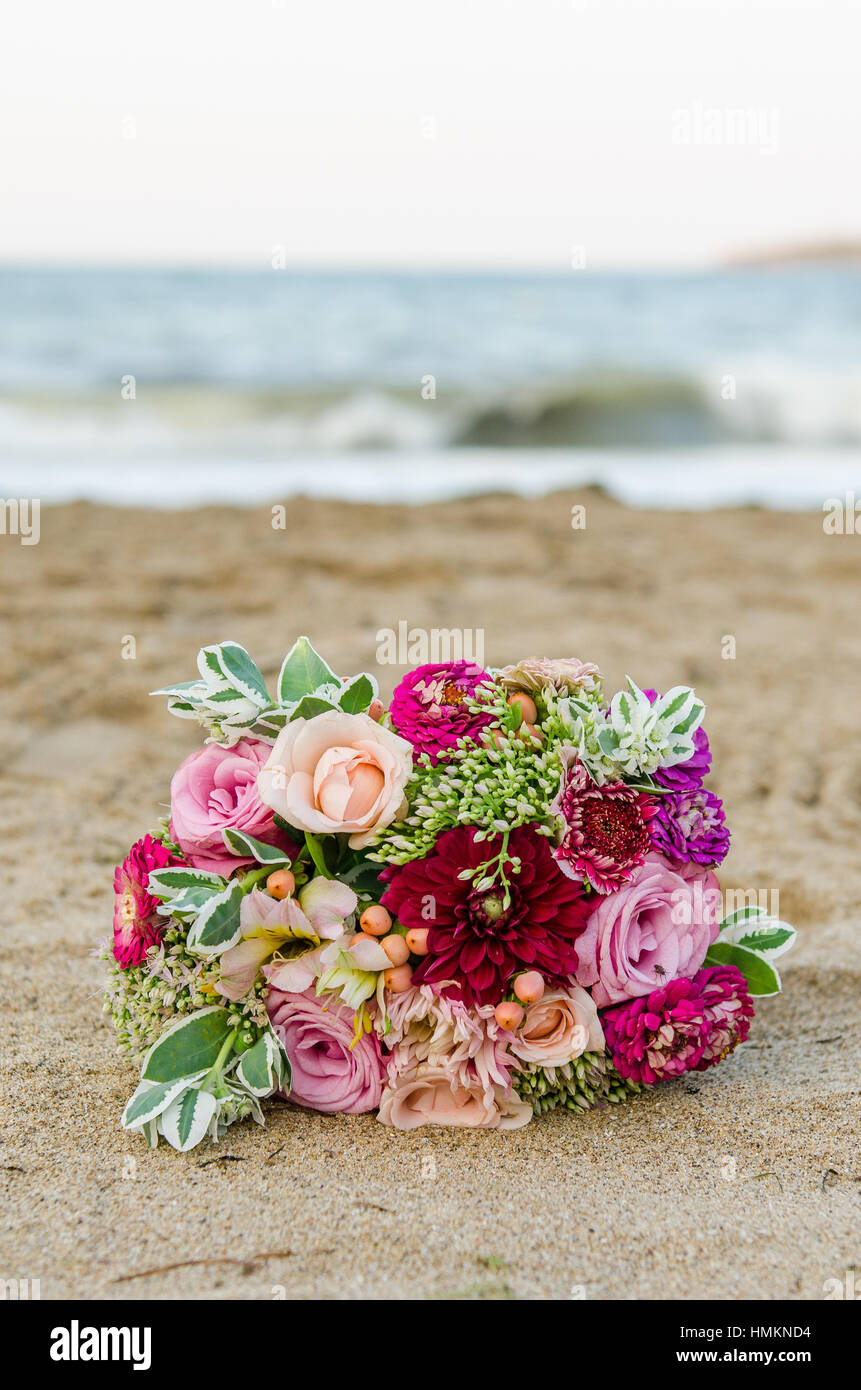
[{"left": 0, "top": 490, "right": 858, "bottom": 1301}]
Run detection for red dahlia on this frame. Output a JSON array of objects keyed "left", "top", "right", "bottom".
[{"left": 380, "top": 825, "right": 591, "bottom": 1006}]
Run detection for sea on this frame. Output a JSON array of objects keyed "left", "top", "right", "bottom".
[{"left": 1, "top": 265, "right": 859, "bottom": 509}]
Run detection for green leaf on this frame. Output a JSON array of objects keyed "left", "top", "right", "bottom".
[
  {"left": 735, "top": 924, "right": 796, "bottom": 957},
  {"left": 338, "top": 858, "right": 387, "bottom": 894},
  {"left": 122, "top": 1075, "right": 203, "bottom": 1130},
  {"left": 165, "top": 701, "right": 200, "bottom": 716},
  {"left": 674, "top": 703, "right": 704, "bottom": 735},
  {"left": 721, "top": 905, "right": 768, "bottom": 927},
  {"left": 150, "top": 679, "right": 205, "bottom": 698},
  {"left": 235, "top": 1034, "right": 279, "bottom": 1097},
  {"left": 277, "top": 636, "right": 337, "bottom": 704},
  {"left": 222, "top": 828, "right": 293, "bottom": 865},
  {"left": 656, "top": 686, "right": 694, "bottom": 722},
  {"left": 268, "top": 1026, "right": 292, "bottom": 1092},
  {"left": 304, "top": 832, "right": 332, "bottom": 879},
  {"left": 160, "top": 1086, "right": 218, "bottom": 1151},
  {"left": 157, "top": 885, "right": 222, "bottom": 918},
  {"left": 147, "top": 867, "right": 226, "bottom": 895},
  {"left": 142, "top": 1007, "right": 235, "bottom": 1082},
  {"left": 597, "top": 726, "right": 619, "bottom": 755},
  {"left": 704, "top": 941, "right": 782, "bottom": 996},
  {"left": 198, "top": 645, "right": 230, "bottom": 683},
  {"left": 187, "top": 879, "right": 245, "bottom": 956},
  {"left": 736, "top": 927, "right": 794, "bottom": 952},
  {"left": 338, "top": 673, "right": 376, "bottom": 714},
  {"left": 216, "top": 642, "right": 271, "bottom": 706},
  {"left": 206, "top": 689, "right": 257, "bottom": 711},
  {"left": 291, "top": 694, "right": 337, "bottom": 721}
]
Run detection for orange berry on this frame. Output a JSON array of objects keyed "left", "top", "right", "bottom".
[
  {"left": 495, "top": 1000, "right": 524, "bottom": 1030},
  {"left": 360, "top": 904, "right": 392, "bottom": 936},
  {"left": 514, "top": 971, "right": 544, "bottom": 1004},
  {"left": 481, "top": 728, "right": 508, "bottom": 750},
  {"left": 383, "top": 964, "right": 413, "bottom": 993},
  {"left": 506, "top": 691, "right": 538, "bottom": 726},
  {"left": 266, "top": 869, "right": 295, "bottom": 900},
  {"left": 381, "top": 934, "right": 409, "bottom": 966},
  {"left": 405, "top": 927, "right": 430, "bottom": 956},
  {"left": 516, "top": 722, "right": 544, "bottom": 745}
]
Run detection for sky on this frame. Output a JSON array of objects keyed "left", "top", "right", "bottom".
[{"left": 0, "top": 0, "right": 859, "bottom": 268}]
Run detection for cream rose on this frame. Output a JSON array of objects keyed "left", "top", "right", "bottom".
[
  {"left": 377, "top": 1064, "right": 532, "bottom": 1130},
  {"left": 510, "top": 985, "right": 605, "bottom": 1068},
  {"left": 257, "top": 710, "right": 413, "bottom": 849}
]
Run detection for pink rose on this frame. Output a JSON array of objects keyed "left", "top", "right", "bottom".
[
  {"left": 257, "top": 710, "right": 413, "bottom": 849},
  {"left": 267, "top": 988, "right": 386, "bottom": 1114},
  {"left": 510, "top": 985, "right": 605, "bottom": 1067},
  {"left": 170, "top": 738, "right": 293, "bottom": 875},
  {"left": 575, "top": 855, "right": 720, "bottom": 1007},
  {"left": 377, "top": 1064, "right": 532, "bottom": 1130}
]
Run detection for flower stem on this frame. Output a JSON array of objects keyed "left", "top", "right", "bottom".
[{"left": 202, "top": 1028, "right": 239, "bottom": 1093}]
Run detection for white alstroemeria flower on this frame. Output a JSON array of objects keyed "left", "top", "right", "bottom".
[{"left": 316, "top": 931, "right": 392, "bottom": 1011}]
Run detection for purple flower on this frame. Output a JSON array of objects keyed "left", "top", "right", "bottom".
[
  {"left": 643, "top": 688, "right": 711, "bottom": 791},
  {"left": 602, "top": 964, "right": 754, "bottom": 1085},
  {"left": 650, "top": 787, "right": 730, "bottom": 867},
  {"left": 389, "top": 661, "right": 493, "bottom": 764}
]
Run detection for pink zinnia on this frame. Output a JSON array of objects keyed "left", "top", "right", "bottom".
[
  {"left": 389, "top": 661, "right": 494, "bottom": 764},
  {"left": 381, "top": 825, "right": 591, "bottom": 1006},
  {"left": 112, "top": 834, "right": 180, "bottom": 968},
  {"left": 551, "top": 754, "right": 658, "bottom": 893},
  {"left": 602, "top": 965, "right": 754, "bottom": 1085}
]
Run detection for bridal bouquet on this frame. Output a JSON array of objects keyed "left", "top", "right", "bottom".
[{"left": 103, "top": 638, "right": 794, "bottom": 1150}]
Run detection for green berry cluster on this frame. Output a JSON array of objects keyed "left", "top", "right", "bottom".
[
  {"left": 512, "top": 1052, "right": 641, "bottom": 1115},
  {"left": 101, "top": 922, "right": 268, "bottom": 1064}
]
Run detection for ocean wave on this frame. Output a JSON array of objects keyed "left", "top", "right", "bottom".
[{"left": 2, "top": 364, "right": 861, "bottom": 458}]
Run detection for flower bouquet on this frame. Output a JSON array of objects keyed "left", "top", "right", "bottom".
[{"left": 104, "top": 638, "right": 795, "bottom": 1149}]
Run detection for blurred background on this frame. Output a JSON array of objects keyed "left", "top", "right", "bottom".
[{"left": 1, "top": 0, "right": 860, "bottom": 508}]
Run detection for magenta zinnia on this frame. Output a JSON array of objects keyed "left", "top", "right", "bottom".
[
  {"left": 551, "top": 756, "right": 658, "bottom": 893},
  {"left": 112, "top": 834, "right": 180, "bottom": 968},
  {"left": 380, "top": 825, "right": 591, "bottom": 1006},
  {"left": 602, "top": 965, "right": 754, "bottom": 1085},
  {"left": 389, "top": 661, "right": 494, "bottom": 763}
]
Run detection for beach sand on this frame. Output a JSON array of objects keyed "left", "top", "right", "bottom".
[{"left": 0, "top": 490, "right": 858, "bottom": 1301}]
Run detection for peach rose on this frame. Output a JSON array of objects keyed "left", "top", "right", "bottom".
[
  {"left": 377, "top": 1064, "right": 532, "bottom": 1130},
  {"left": 510, "top": 985, "right": 605, "bottom": 1068},
  {"left": 257, "top": 710, "right": 413, "bottom": 849}
]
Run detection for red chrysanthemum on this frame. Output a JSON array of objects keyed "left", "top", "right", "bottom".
[
  {"left": 551, "top": 757, "right": 658, "bottom": 894},
  {"left": 380, "top": 825, "right": 591, "bottom": 1006}
]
